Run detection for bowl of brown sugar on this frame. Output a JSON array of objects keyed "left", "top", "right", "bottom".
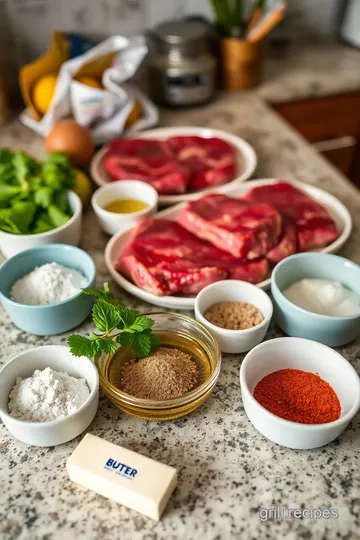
[
  {"left": 195, "top": 280, "right": 273, "bottom": 353},
  {"left": 95, "top": 312, "right": 221, "bottom": 420}
]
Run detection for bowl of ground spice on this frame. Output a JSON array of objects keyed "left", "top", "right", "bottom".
[
  {"left": 195, "top": 280, "right": 273, "bottom": 353},
  {"left": 240, "top": 337, "right": 360, "bottom": 449},
  {"left": 95, "top": 312, "right": 221, "bottom": 420}
]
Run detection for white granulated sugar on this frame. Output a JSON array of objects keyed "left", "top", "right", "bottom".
[
  {"left": 11, "top": 262, "right": 87, "bottom": 305},
  {"left": 8, "top": 367, "right": 90, "bottom": 422}
]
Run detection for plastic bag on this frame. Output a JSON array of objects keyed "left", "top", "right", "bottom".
[{"left": 20, "top": 35, "right": 158, "bottom": 143}]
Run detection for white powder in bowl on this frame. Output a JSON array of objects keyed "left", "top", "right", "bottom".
[
  {"left": 8, "top": 367, "right": 90, "bottom": 422},
  {"left": 11, "top": 262, "right": 88, "bottom": 305}
]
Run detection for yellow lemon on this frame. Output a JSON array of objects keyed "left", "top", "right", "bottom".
[
  {"left": 32, "top": 74, "right": 58, "bottom": 115},
  {"left": 125, "top": 99, "right": 142, "bottom": 128},
  {"left": 76, "top": 76, "right": 103, "bottom": 89},
  {"left": 73, "top": 169, "right": 92, "bottom": 209}
]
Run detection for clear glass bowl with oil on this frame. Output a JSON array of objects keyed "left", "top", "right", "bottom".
[{"left": 95, "top": 312, "right": 221, "bottom": 421}]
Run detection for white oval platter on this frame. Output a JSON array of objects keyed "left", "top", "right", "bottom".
[
  {"left": 104, "top": 179, "right": 352, "bottom": 311},
  {"left": 90, "top": 126, "right": 257, "bottom": 206}
]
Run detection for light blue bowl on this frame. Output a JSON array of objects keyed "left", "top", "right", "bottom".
[
  {"left": 271, "top": 253, "right": 360, "bottom": 347},
  {"left": 0, "top": 244, "right": 96, "bottom": 336}
]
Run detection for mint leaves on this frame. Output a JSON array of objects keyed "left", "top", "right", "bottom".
[{"left": 67, "top": 283, "right": 159, "bottom": 359}]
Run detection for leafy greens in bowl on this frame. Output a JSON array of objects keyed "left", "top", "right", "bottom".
[{"left": 0, "top": 149, "right": 75, "bottom": 235}]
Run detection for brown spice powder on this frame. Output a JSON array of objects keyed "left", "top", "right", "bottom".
[
  {"left": 204, "top": 301, "right": 264, "bottom": 330},
  {"left": 120, "top": 347, "right": 198, "bottom": 400}
]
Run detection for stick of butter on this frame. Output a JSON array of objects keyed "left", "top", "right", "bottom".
[{"left": 66, "top": 433, "right": 177, "bottom": 520}]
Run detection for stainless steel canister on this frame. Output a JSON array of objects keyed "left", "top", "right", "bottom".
[{"left": 147, "top": 20, "right": 217, "bottom": 107}]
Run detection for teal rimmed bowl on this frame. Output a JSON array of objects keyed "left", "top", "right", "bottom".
[
  {"left": 271, "top": 253, "right": 360, "bottom": 347},
  {"left": 0, "top": 244, "right": 96, "bottom": 336}
]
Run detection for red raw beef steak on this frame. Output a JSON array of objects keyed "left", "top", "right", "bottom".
[
  {"left": 116, "top": 219, "right": 270, "bottom": 296},
  {"left": 266, "top": 220, "right": 297, "bottom": 265},
  {"left": 167, "top": 136, "right": 237, "bottom": 191},
  {"left": 102, "top": 138, "right": 189, "bottom": 194},
  {"left": 178, "top": 193, "right": 282, "bottom": 259},
  {"left": 243, "top": 181, "right": 338, "bottom": 251}
]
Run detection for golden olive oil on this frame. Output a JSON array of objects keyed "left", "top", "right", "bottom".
[
  {"left": 104, "top": 198, "right": 148, "bottom": 214},
  {"left": 105, "top": 330, "right": 213, "bottom": 394}
]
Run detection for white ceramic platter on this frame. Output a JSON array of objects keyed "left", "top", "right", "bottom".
[
  {"left": 90, "top": 126, "right": 257, "bottom": 206},
  {"left": 104, "top": 179, "right": 352, "bottom": 311}
]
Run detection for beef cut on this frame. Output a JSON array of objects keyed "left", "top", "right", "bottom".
[
  {"left": 102, "top": 135, "right": 238, "bottom": 195},
  {"left": 102, "top": 138, "right": 189, "bottom": 194},
  {"left": 266, "top": 220, "right": 297, "bottom": 264},
  {"left": 167, "top": 136, "right": 237, "bottom": 191},
  {"left": 116, "top": 219, "right": 270, "bottom": 296},
  {"left": 243, "top": 182, "right": 338, "bottom": 251},
  {"left": 178, "top": 193, "right": 282, "bottom": 259}
]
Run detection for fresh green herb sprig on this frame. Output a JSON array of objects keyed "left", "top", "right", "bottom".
[{"left": 67, "top": 283, "right": 160, "bottom": 359}]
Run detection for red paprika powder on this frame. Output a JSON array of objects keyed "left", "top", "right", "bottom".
[{"left": 253, "top": 368, "right": 341, "bottom": 424}]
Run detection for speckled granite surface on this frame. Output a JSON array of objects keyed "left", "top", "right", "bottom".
[
  {"left": 1, "top": 95, "right": 360, "bottom": 540},
  {"left": 258, "top": 41, "right": 360, "bottom": 103}
]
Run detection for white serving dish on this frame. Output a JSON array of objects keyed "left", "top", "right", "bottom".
[
  {"left": 90, "top": 126, "right": 257, "bottom": 205},
  {"left": 0, "top": 345, "right": 99, "bottom": 446},
  {"left": 239, "top": 337, "right": 360, "bottom": 450},
  {"left": 194, "top": 280, "right": 273, "bottom": 354},
  {"left": 92, "top": 180, "right": 158, "bottom": 236},
  {"left": 0, "top": 191, "right": 82, "bottom": 259},
  {"left": 104, "top": 179, "right": 352, "bottom": 311}
]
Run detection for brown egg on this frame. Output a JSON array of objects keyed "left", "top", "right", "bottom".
[{"left": 46, "top": 119, "right": 95, "bottom": 166}]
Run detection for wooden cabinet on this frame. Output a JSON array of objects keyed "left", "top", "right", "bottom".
[{"left": 272, "top": 92, "right": 360, "bottom": 187}]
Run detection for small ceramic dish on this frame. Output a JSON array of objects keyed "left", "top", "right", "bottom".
[
  {"left": 95, "top": 312, "right": 221, "bottom": 421},
  {"left": 0, "top": 345, "right": 99, "bottom": 447},
  {"left": 194, "top": 280, "right": 273, "bottom": 353},
  {"left": 271, "top": 252, "right": 360, "bottom": 347},
  {"left": 240, "top": 337, "right": 360, "bottom": 450},
  {"left": 0, "top": 244, "right": 96, "bottom": 335},
  {"left": 92, "top": 180, "right": 158, "bottom": 235},
  {"left": 0, "top": 191, "right": 82, "bottom": 259}
]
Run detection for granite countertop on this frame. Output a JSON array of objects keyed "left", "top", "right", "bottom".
[
  {"left": 258, "top": 41, "right": 360, "bottom": 103},
  {"left": 1, "top": 79, "right": 360, "bottom": 540}
]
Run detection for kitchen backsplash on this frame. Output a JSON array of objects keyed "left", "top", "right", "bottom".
[{"left": 3, "top": 0, "right": 340, "bottom": 68}]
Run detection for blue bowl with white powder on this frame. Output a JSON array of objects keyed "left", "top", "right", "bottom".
[{"left": 0, "top": 244, "right": 96, "bottom": 335}]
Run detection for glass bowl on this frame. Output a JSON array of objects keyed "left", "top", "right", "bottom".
[{"left": 95, "top": 312, "right": 221, "bottom": 420}]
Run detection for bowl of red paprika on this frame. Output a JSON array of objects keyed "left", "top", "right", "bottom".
[{"left": 240, "top": 337, "right": 360, "bottom": 450}]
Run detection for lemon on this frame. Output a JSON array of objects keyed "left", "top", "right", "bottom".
[
  {"left": 73, "top": 169, "right": 92, "bottom": 208},
  {"left": 76, "top": 76, "right": 103, "bottom": 89},
  {"left": 32, "top": 74, "right": 58, "bottom": 115}
]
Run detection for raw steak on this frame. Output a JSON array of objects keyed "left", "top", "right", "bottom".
[
  {"left": 243, "top": 181, "right": 338, "bottom": 251},
  {"left": 266, "top": 220, "right": 297, "bottom": 265},
  {"left": 102, "top": 138, "right": 189, "bottom": 194},
  {"left": 228, "top": 258, "right": 270, "bottom": 284},
  {"left": 167, "top": 136, "right": 237, "bottom": 191},
  {"left": 116, "top": 219, "right": 270, "bottom": 296},
  {"left": 178, "top": 193, "right": 282, "bottom": 259}
]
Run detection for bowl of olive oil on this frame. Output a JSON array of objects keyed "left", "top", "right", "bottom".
[
  {"left": 92, "top": 180, "right": 158, "bottom": 235},
  {"left": 95, "top": 312, "right": 221, "bottom": 420}
]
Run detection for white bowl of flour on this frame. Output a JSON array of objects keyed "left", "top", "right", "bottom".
[{"left": 0, "top": 345, "right": 99, "bottom": 446}]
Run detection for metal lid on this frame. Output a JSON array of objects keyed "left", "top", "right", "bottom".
[{"left": 152, "top": 20, "right": 210, "bottom": 45}]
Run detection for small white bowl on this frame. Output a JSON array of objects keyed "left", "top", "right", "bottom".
[
  {"left": 92, "top": 180, "right": 158, "bottom": 235},
  {"left": 0, "top": 191, "right": 82, "bottom": 259},
  {"left": 194, "top": 280, "right": 273, "bottom": 354},
  {"left": 0, "top": 345, "right": 99, "bottom": 447},
  {"left": 240, "top": 337, "right": 360, "bottom": 450}
]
